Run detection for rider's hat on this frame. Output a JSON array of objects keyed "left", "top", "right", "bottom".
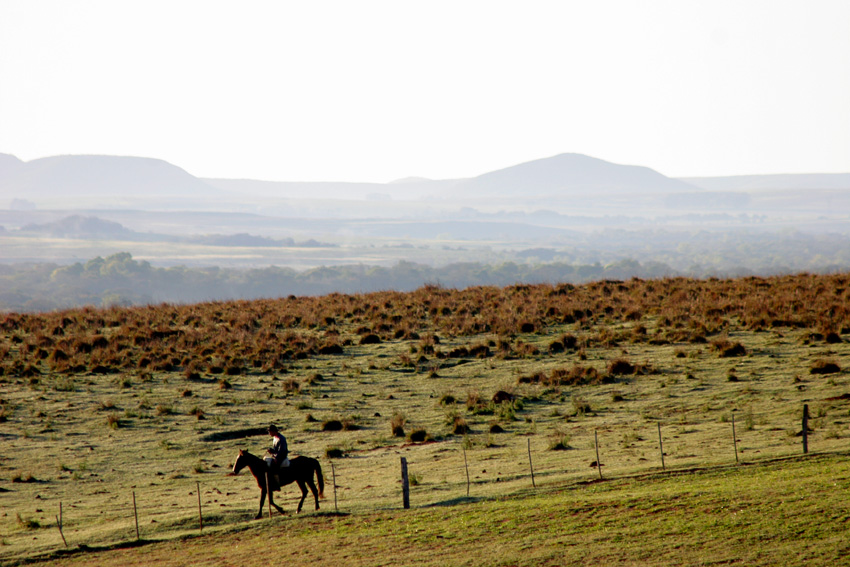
[{"left": 267, "top": 424, "right": 279, "bottom": 433}]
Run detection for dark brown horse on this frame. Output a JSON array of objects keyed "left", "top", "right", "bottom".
[{"left": 231, "top": 449, "right": 324, "bottom": 518}]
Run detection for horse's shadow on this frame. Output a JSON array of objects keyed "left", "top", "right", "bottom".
[{"left": 425, "top": 496, "right": 484, "bottom": 507}]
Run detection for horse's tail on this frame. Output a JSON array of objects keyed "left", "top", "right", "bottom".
[{"left": 315, "top": 459, "right": 325, "bottom": 498}]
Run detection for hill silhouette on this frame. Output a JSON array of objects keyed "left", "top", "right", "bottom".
[
  {"left": 18, "top": 214, "right": 134, "bottom": 239},
  {"left": 451, "top": 153, "right": 700, "bottom": 197},
  {"left": 0, "top": 153, "right": 25, "bottom": 177},
  {"left": 0, "top": 154, "right": 226, "bottom": 203},
  {"left": 4, "top": 152, "right": 848, "bottom": 210}
]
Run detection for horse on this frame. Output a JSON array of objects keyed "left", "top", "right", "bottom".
[{"left": 231, "top": 449, "right": 324, "bottom": 519}]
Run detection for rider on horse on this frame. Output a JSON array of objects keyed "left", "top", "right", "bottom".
[{"left": 266, "top": 424, "right": 289, "bottom": 482}]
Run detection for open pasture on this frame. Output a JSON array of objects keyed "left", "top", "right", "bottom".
[
  {"left": 1, "top": 273, "right": 849, "bottom": 565},
  {"left": 15, "top": 453, "right": 850, "bottom": 567}
]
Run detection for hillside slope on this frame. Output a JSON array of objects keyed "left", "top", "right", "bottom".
[
  {"left": 0, "top": 154, "right": 228, "bottom": 206},
  {"left": 1, "top": 274, "right": 849, "bottom": 566},
  {"left": 451, "top": 153, "right": 701, "bottom": 197}
]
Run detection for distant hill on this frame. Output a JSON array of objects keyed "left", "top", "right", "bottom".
[
  {"left": 12, "top": 214, "right": 336, "bottom": 247},
  {"left": 0, "top": 154, "right": 229, "bottom": 207},
  {"left": 0, "top": 153, "right": 25, "bottom": 177},
  {"left": 18, "top": 215, "right": 136, "bottom": 239},
  {"left": 3, "top": 151, "right": 848, "bottom": 213},
  {"left": 450, "top": 153, "right": 701, "bottom": 197},
  {"left": 680, "top": 173, "right": 850, "bottom": 191}
]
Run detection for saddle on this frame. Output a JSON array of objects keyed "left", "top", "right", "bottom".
[{"left": 264, "top": 456, "right": 290, "bottom": 469}]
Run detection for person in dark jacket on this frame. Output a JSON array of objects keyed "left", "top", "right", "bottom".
[{"left": 266, "top": 424, "right": 288, "bottom": 481}]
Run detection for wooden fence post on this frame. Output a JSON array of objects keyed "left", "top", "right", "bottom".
[
  {"left": 595, "top": 430, "right": 603, "bottom": 479},
  {"left": 657, "top": 422, "right": 665, "bottom": 470},
  {"left": 732, "top": 413, "right": 739, "bottom": 463},
  {"left": 527, "top": 438, "right": 536, "bottom": 488},
  {"left": 56, "top": 502, "right": 67, "bottom": 548},
  {"left": 400, "top": 457, "right": 410, "bottom": 509},
  {"left": 132, "top": 491, "right": 140, "bottom": 541},
  {"left": 196, "top": 482, "right": 203, "bottom": 532},
  {"left": 802, "top": 404, "right": 809, "bottom": 454},
  {"left": 463, "top": 446, "right": 471, "bottom": 497},
  {"left": 331, "top": 461, "right": 338, "bottom": 512}
]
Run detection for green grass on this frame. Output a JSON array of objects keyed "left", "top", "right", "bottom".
[
  {"left": 1, "top": 276, "right": 849, "bottom": 565},
  {"left": 15, "top": 454, "right": 850, "bottom": 566}
]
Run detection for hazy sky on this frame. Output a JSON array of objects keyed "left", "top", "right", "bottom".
[{"left": 1, "top": 1, "right": 848, "bottom": 182}]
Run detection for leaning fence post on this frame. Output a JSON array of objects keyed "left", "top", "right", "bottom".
[
  {"left": 463, "top": 446, "right": 471, "bottom": 496},
  {"left": 732, "top": 413, "right": 739, "bottom": 463},
  {"left": 802, "top": 404, "right": 810, "bottom": 454},
  {"left": 132, "top": 491, "right": 140, "bottom": 541},
  {"left": 196, "top": 482, "right": 203, "bottom": 532},
  {"left": 527, "top": 438, "right": 536, "bottom": 488},
  {"left": 400, "top": 457, "right": 410, "bottom": 509},
  {"left": 56, "top": 502, "right": 67, "bottom": 548},
  {"left": 595, "top": 430, "right": 603, "bottom": 479},
  {"left": 657, "top": 422, "right": 665, "bottom": 470}
]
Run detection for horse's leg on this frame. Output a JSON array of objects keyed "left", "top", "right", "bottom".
[
  {"left": 306, "top": 479, "right": 320, "bottom": 510},
  {"left": 256, "top": 488, "right": 266, "bottom": 520},
  {"left": 268, "top": 486, "right": 286, "bottom": 515},
  {"left": 296, "top": 480, "right": 308, "bottom": 513}
]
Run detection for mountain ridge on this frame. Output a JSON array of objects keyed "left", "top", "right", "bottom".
[
  {"left": 450, "top": 153, "right": 701, "bottom": 197},
  {"left": 2, "top": 152, "right": 848, "bottom": 209}
]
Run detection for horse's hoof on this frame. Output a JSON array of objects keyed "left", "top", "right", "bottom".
[{"left": 254, "top": 515, "right": 263, "bottom": 520}]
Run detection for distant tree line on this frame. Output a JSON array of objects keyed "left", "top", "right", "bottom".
[{"left": 1, "top": 250, "right": 848, "bottom": 313}]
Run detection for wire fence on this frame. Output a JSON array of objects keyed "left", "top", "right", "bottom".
[{"left": 3, "top": 402, "right": 841, "bottom": 563}]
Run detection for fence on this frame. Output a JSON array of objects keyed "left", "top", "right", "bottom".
[{"left": 1, "top": 402, "right": 838, "bottom": 563}]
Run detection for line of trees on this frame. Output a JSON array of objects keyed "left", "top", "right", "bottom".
[
  {"left": 0, "top": 253, "right": 671, "bottom": 312},
  {"left": 1, "top": 250, "right": 849, "bottom": 313}
]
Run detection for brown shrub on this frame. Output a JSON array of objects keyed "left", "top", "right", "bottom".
[
  {"left": 519, "top": 322, "right": 536, "bottom": 333},
  {"left": 492, "top": 390, "right": 515, "bottom": 404},
  {"left": 452, "top": 416, "right": 470, "bottom": 435},
  {"left": 359, "top": 334, "right": 381, "bottom": 345},
  {"left": 518, "top": 371, "right": 546, "bottom": 385},
  {"left": 408, "top": 428, "right": 428, "bottom": 442},
  {"left": 547, "top": 365, "right": 609, "bottom": 386},
  {"left": 710, "top": 339, "right": 747, "bottom": 357},
  {"left": 318, "top": 343, "right": 344, "bottom": 355},
  {"left": 321, "top": 419, "right": 344, "bottom": 431},
  {"left": 608, "top": 359, "right": 635, "bottom": 375},
  {"left": 824, "top": 332, "right": 843, "bottom": 344},
  {"left": 390, "top": 413, "right": 406, "bottom": 437},
  {"left": 810, "top": 359, "right": 841, "bottom": 375}
]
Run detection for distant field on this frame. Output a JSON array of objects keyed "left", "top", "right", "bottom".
[
  {"left": 0, "top": 234, "right": 507, "bottom": 269},
  {"left": 1, "top": 274, "right": 849, "bottom": 565}
]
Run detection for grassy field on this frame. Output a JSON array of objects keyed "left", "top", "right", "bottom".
[
  {"left": 11, "top": 454, "right": 850, "bottom": 566},
  {"left": 1, "top": 274, "right": 849, "bottom": 565}
]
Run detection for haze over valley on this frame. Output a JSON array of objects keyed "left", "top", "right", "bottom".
[{"left": 1, "top": 151, "right": 849, "bottom": 311}]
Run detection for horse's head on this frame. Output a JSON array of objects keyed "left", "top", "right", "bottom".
[{"left": 232, "top": 449, "right": 249, "bottom": 475}]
